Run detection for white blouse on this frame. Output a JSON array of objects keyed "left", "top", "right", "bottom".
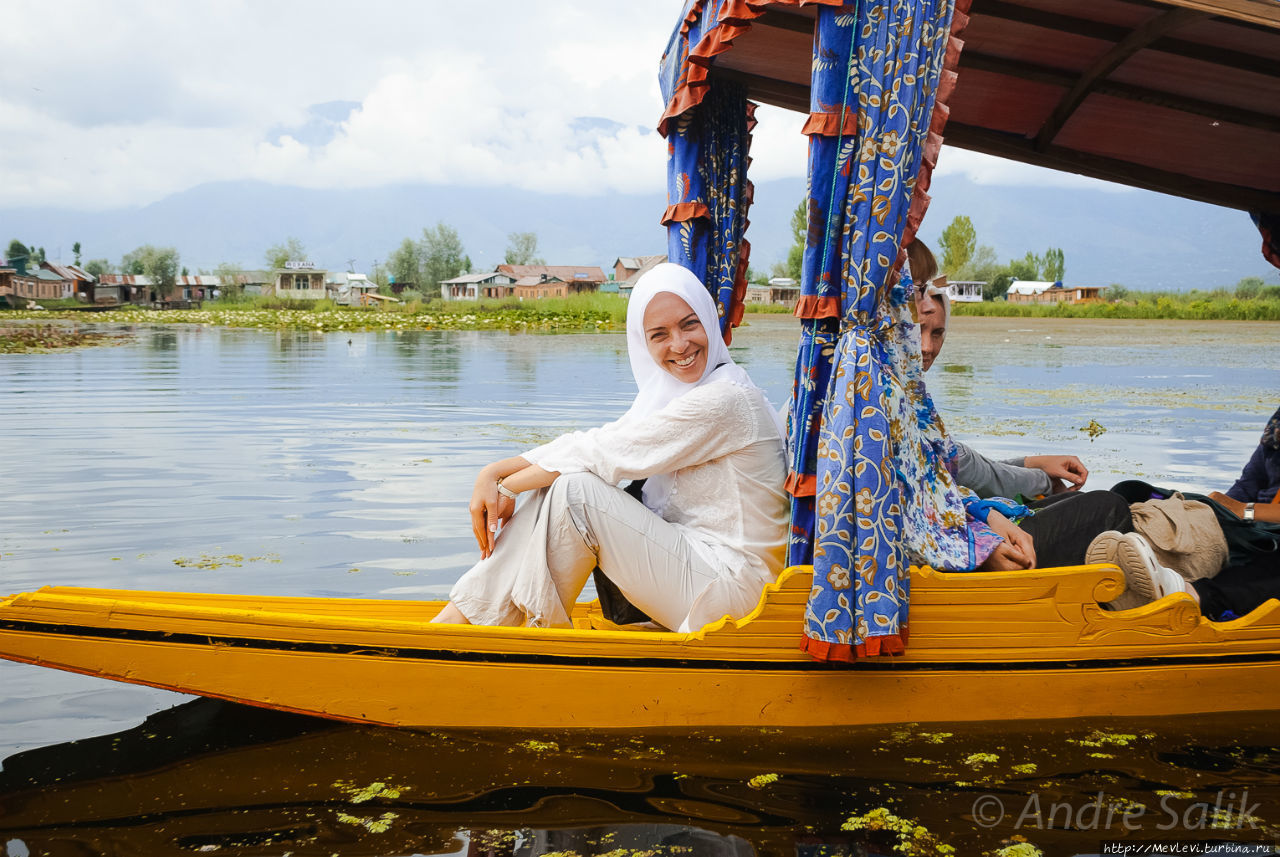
[{"left": 522, "top": 379, "right": 789, "bottom": 628}]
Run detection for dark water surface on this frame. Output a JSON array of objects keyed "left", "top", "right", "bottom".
[{"left": 1, "top": 316, "right": 1278, "bottom": 856}]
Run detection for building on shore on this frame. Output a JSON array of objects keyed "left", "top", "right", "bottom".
[
  {"left": 271, "top": 264, "right": 327, "bottom": 300},
  {"left": 497, "top": 265, "right": 606, "bottom": 295},
  {"left": 1006, "top": 280, "right": 1105, "bottom": 304},
  {"left": 439, "top": 272, "right": 516, "bottom": 301},
  {"left": 614, "top": 255, "right": 667, "bottom": 299},
  {"left": 0, "top": 266, "right": 42, "bottom": 306},
  {"left": 513, "top": 274, "right": 567, "bottom": 299},
  {"left": 41, "top": 262, "right": 95, "bottom": 302},
  {"left": 745, "top": 277, "right": 801, "bottom": 307},
  {"left": 946, "top": 280, "right": 985, "bottom": 302}
]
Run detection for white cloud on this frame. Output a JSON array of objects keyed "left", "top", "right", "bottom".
[{"left": 0, "top": 1, "right": 1132, "bottom": 210}]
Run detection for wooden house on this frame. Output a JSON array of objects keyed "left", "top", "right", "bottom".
[
  {"left": 439, "top": 272, "right": 516, "bottom": 301},
  {"left": 1007, "top": 280, "right": 1105, "bottom": 304},
  {"left": 497, "top": 265, "right": 605, "bottom": 295},
  {"left": 41, "top": 262, "right": 95, "bottom": 302},
  {"left": 513, "top": 274, "right": 567, "bottom": 299}
]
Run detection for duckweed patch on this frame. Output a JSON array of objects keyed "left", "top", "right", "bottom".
[
  {"left": 0, "top": 300, "right": 627, "bottom": 334},
  {"left": 172, "top": 552, "right": 282, "bottom": 570},
  {"left": 841, "top": 807, "right": 956, "bottom": 856},
  {"left": 332, "top": 780, "right": 405, "bottom": 803},
  {"left": 335, "top": 811, "right": 398, "bottom": 833},
  {"left": 513, "top": 739, "right": 560, "bottom": 753},
  {"left": 0, "top": 324, "right": 129, "bottom": 353}
]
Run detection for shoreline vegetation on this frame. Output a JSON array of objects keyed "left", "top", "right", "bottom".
[
  {"left": 3, "top": 287, "right": 1277, "bottom": 353},
  {"left": 953, "top": 290, "right": 1280, "bottom": 321},
  {"left": 0, "top": 324, "right": 128, "bottom": 354}
]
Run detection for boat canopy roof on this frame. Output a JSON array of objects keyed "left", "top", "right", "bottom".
[{"left": 661, "top": 0, "right": 1280, "bottom": 215}]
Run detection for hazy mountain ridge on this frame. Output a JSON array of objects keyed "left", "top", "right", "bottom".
[{"left": 1, "top": 175, "right": 1273, "bottom": 291}]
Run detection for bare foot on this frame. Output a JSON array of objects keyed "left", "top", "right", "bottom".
[{"left": 431, "top": 602, "right": 472, "bottom": 624}]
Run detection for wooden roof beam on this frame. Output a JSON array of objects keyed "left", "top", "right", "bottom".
[
  {"left": 961, "top": 51, "right": 1280, "bottom": 134},
  {"left": 976, "top": 0, "right": 1280, "bottom": 79},
  {"left": 1034, "top": 7, "right": 1208, "bottom": 151},
  {"left": 949, "top": 121, "right": 1280, "bottom": 212}
]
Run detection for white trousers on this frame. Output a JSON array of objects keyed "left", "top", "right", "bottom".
[{"left": 449, "top": 472, "right": 721, "bottom": 631}]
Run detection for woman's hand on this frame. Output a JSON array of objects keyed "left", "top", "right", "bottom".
[
  {"left": 469, "top": 466, "right": 516, "bottom": 558},
  {"left": 1024, "top": 455, "right": 1088, "bottom": 493},
  {"left": 980, "top": 510, "right": 1036, "bottom": 570}
]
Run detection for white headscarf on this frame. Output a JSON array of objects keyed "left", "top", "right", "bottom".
[{"left": 621, "top": 263, "right": 785, "bottom": 511}]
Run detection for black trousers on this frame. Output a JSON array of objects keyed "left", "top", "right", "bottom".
[
  {"left": 1192, "top": 549, "right": 1280, "bottom": 620},
  {"left": 1019, "top": 490, "right": 1133, "bottom": 569}
]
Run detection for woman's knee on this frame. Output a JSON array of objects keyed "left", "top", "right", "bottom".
[{"left": 549, "top": 471, "right": 615, "bottom": 505}]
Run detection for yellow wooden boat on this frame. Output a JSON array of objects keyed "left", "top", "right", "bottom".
[{"left": 2, "top": 564, "right": 1279, "bottom": 728}]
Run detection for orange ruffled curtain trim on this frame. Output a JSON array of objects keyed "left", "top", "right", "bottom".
[
  {"left": 659, "top": 0, "right": 844, "bottom": 138},
  {"left": 784, "top": 471, "right": 816, "bottom": 497},
  {"left": 660, "top": 201, "right": 711, "bottom": 226},
  {"left": 799, "top": 626, "right": 909, "bottom": 661}
]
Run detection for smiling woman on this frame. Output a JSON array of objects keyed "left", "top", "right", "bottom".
[{"left": 430, "top": 263, "right": 790, "bottom": 633}]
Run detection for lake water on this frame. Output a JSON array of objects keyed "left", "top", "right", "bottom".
[{"left": 1, "top": 315, "right": 1277, "bottom": 856}]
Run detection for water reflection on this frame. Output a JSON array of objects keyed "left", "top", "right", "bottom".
[
  {"left": 1, "top": 700, "right": 1277, "bottom": 856},
  {"left": 1, "top": 316, "right": 1278, "bottom": 771}
]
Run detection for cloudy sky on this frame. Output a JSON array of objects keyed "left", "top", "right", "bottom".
[{"left": 2, "top": 0, "right": 1110, "bottom": 213}]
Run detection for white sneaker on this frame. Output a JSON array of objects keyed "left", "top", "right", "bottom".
[{"left": 1088, "top": 531, "right": 1184, "bottom": 611}]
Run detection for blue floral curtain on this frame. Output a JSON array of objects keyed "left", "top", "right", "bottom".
[
  {"left": 658, "top": 0, "right": 775, "bottom": 340},
  {"left": 663, "top": 81, "right": 755, "bottom": 338},
  {"left": 786, "top": 0, "right": 977, "bottom": 661}
]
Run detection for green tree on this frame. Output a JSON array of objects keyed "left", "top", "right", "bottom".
[
  {"left": 72, "top": 242, "right": 82, "bottom": 266},
  {"left": 6, "top": 240, "right": 30, "bottom": 273},
  {"left": 1235, "top": 276, "right": 1265, "bottom": 299},
  {"left": 387, "top": 237, "right": 421, "bottom": 287},
  {"left": 83, "top": 258, "right": 112, "bottom": 279},
  {"left": 120, "top": 247, "right": 147, "bottom": 275},
  {"left": 122, "top": 245, "right": 180, "bottom": 297},
  {"left": 420, "top": 222, "right": 469, "bottom": 298},
  {"left": 143, "top": 247, "right": 180, "bottom": 298},
  {"left": 938, "top": 215, "right": 976, "bottom": 275},
  {"left": 264, "top": 237, "right": 307, "bottom": 270},
  {"left": 1108, "top": 282, "right": 1130, "bottom": 301},
  {"left": 212, "top": 261, "right": 242, "bottom": 297},
  {"left": 785, "top": 198, "right": 805, "bottom": 282},
  {"left": 35, "top": 246, "right": 46, "bottom": 265},
  {"left": 1042, "top": 247, "right": 1066, "bottom": 282},
  {"left": 504, "top": 231, "right": 544, "bottom": 266}
]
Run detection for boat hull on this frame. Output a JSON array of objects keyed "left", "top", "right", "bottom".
[{"left": 2, "top": 565, "right": 1279, "bottom": 728}]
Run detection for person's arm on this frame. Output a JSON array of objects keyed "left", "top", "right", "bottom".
[
  {"left": 1022, "top": 455, "right": 1088, "bottom": 493},
  {"left": 977, "top": 511, "right": 1036, "bottom": 570},
  {"left": 953, "top": 441, "right": 1052, "bottom": 499},
  {"left": 523, "top": 382, "right": 758, "bottom": 487},
  {"left": 1225, "top": 445, "right": 1266, "bottom": 503},
  {"left": 1207, "top": 491, "right": 1280, "bottom": 525}
]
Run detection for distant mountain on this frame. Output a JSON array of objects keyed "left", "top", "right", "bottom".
[{"left": 1, "top": 174, "right": 1274, "bottom": 291}]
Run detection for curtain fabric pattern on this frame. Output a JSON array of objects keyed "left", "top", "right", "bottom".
[
  {"left": 786, "top": 1, "right": 981, "bottom": 662},
  {"left": 662, "top": 82, "right": 756, "bottom": 339},
  {"left": 658, "top": 0, "right": 799, "bottom": 339}
]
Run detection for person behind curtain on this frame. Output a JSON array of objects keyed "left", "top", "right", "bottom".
[
  {"left": 431, "top": 263, "right": 789, "bottom": 633},
  {"left": 909, "top": 241, "right": 1088, "bottom": 499},
  {"left": 1212, "top": 404, "right": 1280, "bottom": 516},
  {"left": 912, "top": 259, "right": 1280, "bottom": 619}
]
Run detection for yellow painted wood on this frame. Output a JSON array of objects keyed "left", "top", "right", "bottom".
[{"left": 2, "top": 563, "right": 1278, "bottom": 728}]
